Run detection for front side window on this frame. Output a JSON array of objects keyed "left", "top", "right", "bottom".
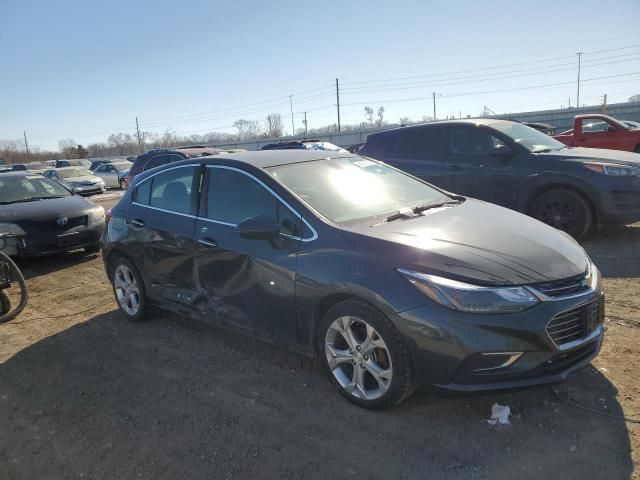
[
  {"left": 205, "top": 168, "right": 301, "bottom": 237},
  {"left": 490, "top": 121, "right": 566, "bottom": 153},
  {"left": 268, "top": 157, "right": 448, "bottom": 224},
  {"left": 449, "top": 126, "right": 502, "bottom": 155},
  {"left": 582, "top": 119, "right": 612, "bottom": 134},
  {"left": 134, "top": 166, "right": 197, "bottom": 215}
]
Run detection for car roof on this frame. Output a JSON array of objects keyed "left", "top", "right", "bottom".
[
  {"left": 0, "top": 170, "right": 44, "bottom": 177},
  {"left": 369, "top": 118, "right": 515, "bottom": 136},
  {"left": 207, "top": 149, "right": 355, "bottom": 168}
]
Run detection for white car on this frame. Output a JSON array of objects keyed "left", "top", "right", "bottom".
[
  {"left": 43, "top": 167, "right": 106, "bottom": 195},
  {"left": 92, "top": 161, "right": 132, "bottom": 189}
]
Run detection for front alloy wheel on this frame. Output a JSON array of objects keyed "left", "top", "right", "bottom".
[
  {"left": 325, "top": 316, "right": 393, "bottom": 401},
  {"left": 320, "top": 300, "right": 415, "bottom": 409}
]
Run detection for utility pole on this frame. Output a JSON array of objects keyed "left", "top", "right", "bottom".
[
  {"left": 433, "top": 92, "right": 437, "bottom": 120},
  {"left": 576, "top": 52, "right": 583, "bottom": 111},
  {"left": 135, "top": 117, "right": 143, "bottom": 153},
  {"left": 602, "top": 94, "right": 608, "bottom": 114},
  {"left": 23, "top": 131, "right": 30, "bottom": 161},
  {"left": 336, "top": 78, "right": 341, "bottom": 132},
  {"left": 289, "top": 95, "right": 295, "bottom": 136},
  {"left": 303, "top": 112, "right": 308, "bottom": 136}
]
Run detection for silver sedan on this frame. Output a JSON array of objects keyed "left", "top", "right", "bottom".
[{"left": 92, "top": 161, "right": 132, "bottom": 189}]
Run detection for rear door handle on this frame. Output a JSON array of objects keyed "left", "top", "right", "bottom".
[
  {"left": 198, "top": 237, "right": 218, "bottom": 248},
  {"left": 128, "top": 218, "right": 145, "bottom": 227}
]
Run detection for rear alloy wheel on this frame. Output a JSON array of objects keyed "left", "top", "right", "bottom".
[
  {"left": 119, "top": 178, "right": 128, "bottom": 190},
  {"left": 111, "top": 257, "right": 148, "bottom": 321},
  {"left": 320, "top": 300, "right": 414, "bottom": 409},
  {"left": 530, "top": 189, "right": 593, "bottom": 240}
]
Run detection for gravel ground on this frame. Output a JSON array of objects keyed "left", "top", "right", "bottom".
[{"left": 1, "top": 211, "right": 639, "bottom": 479}]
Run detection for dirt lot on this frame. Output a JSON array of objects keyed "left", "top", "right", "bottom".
[{"left": 1, "top": 199, "right": 639, "bottom": 479}]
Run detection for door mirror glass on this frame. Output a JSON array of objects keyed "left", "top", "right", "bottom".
[
  {"left": 491, "top": 144, "right": 513, "bottom": 157},
  {"left": 237, "top": 214, "right": 280, "bottom": 240}
]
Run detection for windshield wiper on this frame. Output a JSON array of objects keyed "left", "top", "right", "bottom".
[
  {"left": 412, "top": 199, "right": 463, "bottom": 214},
  {"left": 385, "top": 207, "right": 414, "bottom": 223},
  {"left": 1, "top": 197, "right": 43, "bottom": 204}
]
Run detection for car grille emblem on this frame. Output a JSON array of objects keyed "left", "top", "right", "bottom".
[{"left": 56, "top": 217, "right": 69, "bottom": 226}]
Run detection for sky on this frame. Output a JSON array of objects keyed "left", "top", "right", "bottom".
[{"left": 1, "top": 0, "right": 640, "bottom": 151}]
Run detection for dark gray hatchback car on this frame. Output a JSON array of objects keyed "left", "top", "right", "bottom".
[
  {"left": 360, "top": 119, "right": 640, "bottom": 239},
  {"left": 103, "top": 150, "right": 604, "bottom": 409}
]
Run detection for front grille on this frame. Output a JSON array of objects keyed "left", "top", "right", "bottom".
[
  {"left": 546, "top": 300, "right": 603, "bottom": 347},
  {"left": 534, "top": 272, "right": 589, "bottom": 298},
  {"left": 20, "top": 215, "right": 88, "bottom": 234}
]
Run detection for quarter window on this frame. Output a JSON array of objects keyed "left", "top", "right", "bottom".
[{"left": 205, "top": 168, "right": 301, "bottom": 237}]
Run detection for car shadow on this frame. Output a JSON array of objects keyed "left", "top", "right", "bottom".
[
  {"left": 13, "top": 249, "right": 100, "bottom": 281},
  {"left": 0, "top": 311, "right": 633, "bottom": 479},
  {"left": 582, "top": 223, "right": 640, "bottom": 278}
]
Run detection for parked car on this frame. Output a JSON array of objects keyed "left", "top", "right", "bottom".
[
  {"left": 89, "top": 158, "right": 128, "bottom": 171},
  {"left": 553, "top": 114, "right": 640, "bottom": 153},
  {"left": 55, "top": 159, "right": 92, "bottom": 168},
  {"left": 359, "top": 119, "right": 640, "bottom": 239},
  {"left": 623, "top": 120, "right": 640, "bottom": 129},
  {"left": 261, "top": 140, "right": 347, "bottom": 152},
  {"left": 10, "top": 162, "right": 47, "bottom": 172},
  {"left": 103, "top": 151, "right": 604, "bottom": 409},
  {"left": 125, "top": 149, "right": 189, "bottom": 186},
  {"left": 92, "top": 161, "right": 132, "bottom": 189},
  {"left": 174, "top": 145, "right": 227, "bottom": 157},
  {"left": 0, "top": 171, "right": 105, "bottom": 256},
  {"left": 43, "top": 167, "right": 106, "bottom": 195}
]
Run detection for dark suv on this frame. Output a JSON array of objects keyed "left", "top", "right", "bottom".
[
  {"left": 125, "top": 149, "right": 189, "bottom": 185},
  {"left": 360, "top": 119, "right": 640, "bottom": 238}
]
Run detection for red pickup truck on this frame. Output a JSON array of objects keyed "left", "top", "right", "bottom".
[{"left": 553, "top": 114, "right": 640, "bottom": 153}]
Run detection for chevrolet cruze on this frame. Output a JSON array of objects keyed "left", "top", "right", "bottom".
[{"left": 103, "top": 150, "right": 605, "bottom": 409}]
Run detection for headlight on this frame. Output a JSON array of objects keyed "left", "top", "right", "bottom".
[
  {"left": 585, "top": 163, "right": 640, "bottom": 176},
  {"left": 89, "top": 206, "right": 105, "bottom": 223},
  {"left": 0, "top": 222, "right": 26, "bottom": 237},
  {"left": 398, "top": 269, "right": 539, "bottom": 313}
]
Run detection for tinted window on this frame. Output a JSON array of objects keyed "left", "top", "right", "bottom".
[
  {"left": 134, "top": 180, "right": 152, "bottom": 205},
  {"left": 146, "top": 166, "right": 197, "bottom": 214},
  {"left": 205, "top": 168, "right": 301, "bottom": 237},
  {"left": 449, "top": 126, "right": 502, "bottom": 155},
  {"left": 144, "top": 154, "right": 184, "bottom": 171}
]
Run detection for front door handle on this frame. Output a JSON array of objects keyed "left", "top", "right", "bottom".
[
  {"left": 198, "top": 237, "right": 218, "bottom": 248},
  {"left": 128, "top": 218, "right": 145, "bottom": 227}
]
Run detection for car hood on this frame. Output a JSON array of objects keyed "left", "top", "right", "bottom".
[
  {"left": 539, "top": 146, "right": 640, "bottom": 166},
  {"left": 63, "top": 175, "right": 102, "bottom": 183},
  {"left": 341, "top": 199, "right": 589, "bottom": 286},
  {"left": 0, "top": 195, "right": 95, "bottom": 223}
]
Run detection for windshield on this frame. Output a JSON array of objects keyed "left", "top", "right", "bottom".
[
  {"left": 58, "top": 168, "right": 90, "bottom": 179},
  {"left": 268, "top": 157, "right": 449, "bottom": 224},
  {"left": 303, "top": 142, "right": 348, "bottom": 153},
  {"left": 491, "top": 121, "right": 566, "bottom": 153},
  {"left": 0, "top": 175, "right": 71, "bottom": 204}
]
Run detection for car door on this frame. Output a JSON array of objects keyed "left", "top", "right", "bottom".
[
  {"left": 442, "top": 125, "right": 520, "bottom": 208},
  {"left": 576, "top": 117, "right": 629, "bottom": 151},
  {"left": 374, "top": 126, "right": 445, "bottom": 186},
  {"left": 127, "top": 164, "right": 200, "bottom": 308},
  {"left": 195, "top": 165, "right": 302, "bottom": 343}
]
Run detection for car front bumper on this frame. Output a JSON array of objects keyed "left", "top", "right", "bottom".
[
  {"left": 596, "top": 175, "right": 640, "bottom": 225},
  {"left": 395, "top": 288, "right": 605, "bottom": 392},
  {"left": 70, "top": 184, "right": 106, "bottom": 196},
  {"left": 5, "top": 221, "right": 105, "bottom": 256}
]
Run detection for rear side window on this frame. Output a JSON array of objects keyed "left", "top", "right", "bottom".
[
  {"left": 144, "top": 154, "right": 185, "bottom": 171},
  {"left": 205, "top": 168, "right": 301, "bottom": 237},
  {"left": 369, "top": 127, "right": 442, "bottom": 159},
  {"left": 134, "top": 166, "right": 197, "bottom": 215}
]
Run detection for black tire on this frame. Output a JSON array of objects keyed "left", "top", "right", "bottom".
[
  {"left": 0, "top": 290, "right": 10, "bottom": 316},
  {"left": 529, "top": 189, "right": 593, "bottom": 240},
  {"left": 84, "top": 243, "right": 101, "bottom": 254},
  {"left": 108, "top": 255, "right": 150, "bottom": 322},
  {"left": 318, "top": 299, "right": 415, "bottom": 409},
  {"left": 119, "top": 178, "right": 128, "bottom": 190}
]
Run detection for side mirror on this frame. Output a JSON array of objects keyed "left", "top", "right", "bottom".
[
  {"left": 492, "top": 144, "right": 513, "bottom": 157},
  {"left": 237, "top": 214, "right": 280, "bottom": 240}
]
